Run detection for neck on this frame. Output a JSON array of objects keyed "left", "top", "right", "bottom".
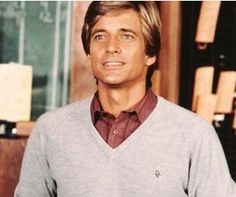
[{"left": 98, "top": 83, "right": 146, "bottom": 118}]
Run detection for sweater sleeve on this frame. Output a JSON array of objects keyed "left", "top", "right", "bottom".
[
  {"left": 14, "top": 116, "right": 57, "bottom": 197},
  {"left": 187, "top": 123, "right": 236, "bottom": 197}
]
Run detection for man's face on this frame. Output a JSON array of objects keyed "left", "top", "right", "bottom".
[{"left": 88, "top": 9, "right": 156, "bottom": 89}]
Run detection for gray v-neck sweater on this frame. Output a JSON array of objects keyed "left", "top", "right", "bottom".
[{"left": 15, "top": 96, "right": 236, "bottom": 197}]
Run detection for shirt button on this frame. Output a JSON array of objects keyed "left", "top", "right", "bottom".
[{"left": 113, "top": 129, "right": 118, "bottom": 134}]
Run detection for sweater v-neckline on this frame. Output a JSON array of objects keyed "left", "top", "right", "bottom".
[{"left": 83, "top": 96, "right": 165, "bottom": 156}]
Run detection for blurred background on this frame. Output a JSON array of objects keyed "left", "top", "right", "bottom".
[{"left": 0, "top": 1, "right": 235, "bottom": 197}]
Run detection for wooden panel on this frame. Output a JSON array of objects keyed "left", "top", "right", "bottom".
[
  {"left": 195, "top": 94, "right": 217, "bottom": 123},
  {"left": 159, "top": 2, "right": 181, "bottom": 103},
  {"left": 70, "top": 1, "right": 96, "bottom": 102},
  {"left": 195, "top": 1, "right": 221, "bottom": 44},
  {"left": 16, "top": 121, "right": 35, "bottom": 136},
  {"left": 0, "top": 138, "right": 28, "bottom": 197},
  {"left": 233, "top": 109, "right": 236, "bottom": 130},
  {"left": 215, "top": 71, "right": 236, "bottom": 113},
  {"left": 191, "top": 66, "right": 214, "bottom": 111},
  {"left": 151, "top": 69, "right": 161, "bottom": 95}
]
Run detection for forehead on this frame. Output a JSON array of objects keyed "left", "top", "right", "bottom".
[{"left": 92, "top": 9, "right": 142, "bottom": 32}]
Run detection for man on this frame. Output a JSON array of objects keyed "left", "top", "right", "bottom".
[{"left": 15, "top": 1, "right": 236, "bottom": 196}]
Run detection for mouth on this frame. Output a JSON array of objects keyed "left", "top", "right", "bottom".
[{"left": 103, "top": 61, "right": 125, "bottom": 67}]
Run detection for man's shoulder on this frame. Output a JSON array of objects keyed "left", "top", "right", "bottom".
[
  {"left": 157, "top": 96, "right": 214, "bottom": 132},
  {"left": 154, "top": 97, "right": 218, "bottom": 151},
  {"left": 36, "top": 96, "right": 93, "bottom": 129}
]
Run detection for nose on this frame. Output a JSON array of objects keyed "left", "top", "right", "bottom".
[{"left": 106, "top": 37, "right": 121, "bottom": 54}]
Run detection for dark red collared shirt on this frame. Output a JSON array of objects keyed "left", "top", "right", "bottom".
[{"left": 91, "top": 89, "right": 157, "bottom": 148}]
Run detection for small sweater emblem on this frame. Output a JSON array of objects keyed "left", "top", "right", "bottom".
[{"left": 155, "top": 170, "right": 161, "bottom": 178}]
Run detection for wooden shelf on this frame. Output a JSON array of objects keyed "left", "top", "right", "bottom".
[{"left": 16, "top": 121, "right": 35, "bottom": 137}]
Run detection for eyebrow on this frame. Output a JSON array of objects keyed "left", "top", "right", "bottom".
[
  {"left": 91, "top": 29, "right": 106, "bottom": 37},
  {"left": 120, "top": 28, "right": 137, "bottom": 35},
  {"left": 91, "top": 28, "right": 138, "bottom": 37}
]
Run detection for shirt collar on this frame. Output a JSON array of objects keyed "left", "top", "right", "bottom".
[{"left": 90, "top": 88, "right": 157, "bottom": 124}]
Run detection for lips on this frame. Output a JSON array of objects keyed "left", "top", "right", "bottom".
[{"left": 103, "top": 61, "right": 125, "bottom": 67}]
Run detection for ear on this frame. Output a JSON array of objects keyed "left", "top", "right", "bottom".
[
  {"left": 87, "top": 54, "right": 91, "bottom": 65},
  {"left": 146, "top": 55, "right": 156, "bottom": 67}
]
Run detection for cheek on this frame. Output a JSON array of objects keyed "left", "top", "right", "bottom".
[
  {"left": 87, "top": 52, "right": 99, "bottom": 66},
  {"left": 87, "top": 55, "right": 91, "bottom": 65},
  {"left": 90, "top": 42, "right": 105, "bottom": 54},
  {"left": 130, "top": 50, "right": 147, "bottom": 64},
  {"left": 89, "top": 46, "right": 103, "bottom": 62},
  {"left": 129, "top": 43, "right": 146, "bottom": 57}
]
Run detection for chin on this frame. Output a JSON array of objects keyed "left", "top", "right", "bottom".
[
  {"left": 102, "top": 77, "right": 123, "bottom": 84},
  {"left": 99, "top": 79, "right": 123, "bottom": 87}
]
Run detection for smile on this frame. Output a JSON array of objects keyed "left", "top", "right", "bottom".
[{"left": 103, "top": 61, "right": 125, "bottom": 67}]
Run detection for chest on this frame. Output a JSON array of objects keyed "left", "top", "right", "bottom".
[{"left": 46, "top": 132, "right": 190, "bottom": 197}]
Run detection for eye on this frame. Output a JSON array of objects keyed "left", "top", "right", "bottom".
[
  {"left": 94, "top": 34, "right": 106, "bottom": 41},
  {"left": 122, "top": 33, "right": 135, "bottom": 40}
]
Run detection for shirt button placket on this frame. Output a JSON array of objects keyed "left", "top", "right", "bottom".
[{"left": 113, "top": 129, "right": 118, "bottom": 135}]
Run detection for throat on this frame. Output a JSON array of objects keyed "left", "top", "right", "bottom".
[{"left": 98, "top": 88, "right": 146, "bottom": 118}]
